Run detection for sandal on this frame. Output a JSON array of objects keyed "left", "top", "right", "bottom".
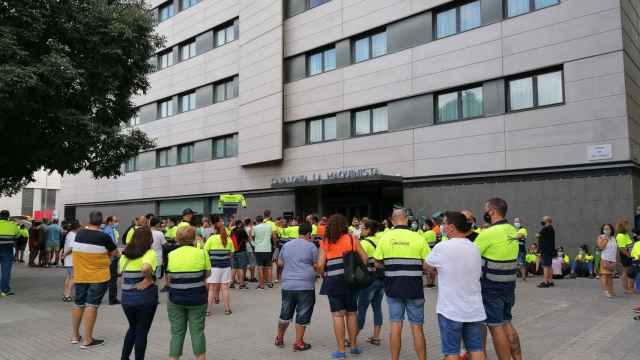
[
  {"left": 214, "top": 298, "right": 220, "bottom": 304},
  {"left": 62, "top": 296, "right": 72, "bottom": 302},
  {"left": 366, "top": 337, "right": 381, "bottom": 346},
  {"left": 69, "top": 336, "right": 82, "bottom": 344},
  {"left": 224, "top": 310, "right": 232, "bottom": 315},
  {"left": 331, "top": 351, "right": 346, "bottom": 359}
]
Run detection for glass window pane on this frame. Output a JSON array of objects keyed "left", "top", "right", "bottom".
[
  {"left": 372, "top": 107, "right": 388, "bottom": 133},
  {"left": 190, "top": 43, "right": 196, "bottom": 57},
  {"left": 309, "top": 120, "right": 323, "bottom": 143},
  {"left": 535, "top": 0, "right": 559, "bottom": 10},
  {"left": 215, "top": 140, "right": 225, "bottom": 158},
  {"left": 509, "top": 77, "right": 534, "bottom": 111},
  {"left": 225, "top": 136, "right": 236, "bottom": 157},
  {"left": 507, "top": 0, "right": 530, "bottom": 17},
  {"left": 226, "top": 81, "right": 235, "bottom": 100},
  {"left": 436, "top": 8, "right": 457, "bottom": 38},
  {"left": 308, "top": 53, "right": 323, "bottom": 76},
  {"left": 460, "top": 1, "right": 481, "bottom": 32},
  {"left": 537, "top": 71, "right": 563, "bottom": 106},
  {"left": 462, "top": 87, "right": 483, "bottom": 118},
  {"left": 309, "top": 0, "right": 326, "bottom": 8},
  {"left": 354, "top": 37, "right": 370, "bottom": 63},
  {"left": 216, "top": 30, "right": 225, "bottom": 47},
  {"left": 215, "top": 83, "right": 226, "bottom": 102},
  {"left": 226, "top": 26, "right": 235, "bottom": 42},
  {"left": 354, "top": 110, "right": 371, "bottom": 136},
  {"left": 324, "top": 117, "right": 336, "bottom": 140},
  {"left": 371, "top": 32, "right": 387, "bottom": 58},
  {"left": 324, "top": 48, "right": 336, "bottom": 71},
  {"left": 438, "top": 92, "right": 460, "bottom": 122}
]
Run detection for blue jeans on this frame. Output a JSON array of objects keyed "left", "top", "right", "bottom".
[
  {"left": 357, "top": 279, "right": 384, "bottom": 330},
  {"left": 482, "top": 287, "right": 514, "bottom": 327},
  {"left": 0, "top": 245, "right": 13, "bottom": 293},
  {"left": 279, "top": 290, "right": 316, "bottom": 325},
  {"left": 387, "top": 296, "right": 425, "bottom": 325},
  {"left": 437, "top": 314, "right": 484, "bottom": 356},
  {"left": 571, "top": 260, "right": 594, "bottom": 275}
]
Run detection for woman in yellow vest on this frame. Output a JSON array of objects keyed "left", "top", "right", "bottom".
[
  {"left": 204, "top": 221, "right": 235, "bottom": 316},
  {"left": 167, "top": 226, "right": 211, "bottom": 360},
  {"left": 615, "top": 218, "right": 635, "bottom": 294},
  {"left": 118, "top": 226, "right": 158, "bottom": 360}
]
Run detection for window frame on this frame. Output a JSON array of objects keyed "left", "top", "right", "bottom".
[
  {"left": 213, "top": 76, "right": 238, "bottom": 103},
  {"left": 350, "top": 105, "right": 389, "bottom": 137},
  {"left": 180, "top": 0, "right": 199, "bottom": 11},
  {"left": 215, "top": 22, "right": 236, "bottom": 48},
  {"left": 212, "top": 135, "right": 238, "bottom": 159},
  {"left": 158, "top": 98, "right": 174, "bottom": 119},
  {"left": 179, "top": 40, "right": 196, "bottom": 61},
  {"left": 179, "top": 91, "right": 196, "bottom": 113},
  {"left": 158, "top": 1, "right": 174, "bottom": 22},
  {"left": 124, "top": 157, "right": 137, "bottom": 173},
  {"left": 156, "top": 148, "right": 171, "bottom": 168},
  {"left": 308, "top": 0, "right": 330, "bottom": 10},
  {"left": 506, "top": 68, "right": 564, "bottom": 113},
  {"left": 434, "top": 0, "right": 482, "bottom": 40},
  {"left": 435, "top": 84, "right": 485, "bottom": 124},
  {"left": 352, "top": 29, "right": 387, "bottom": 64},
  {"left": 504, "top": 0, "right": 560, "bottom": 19},
  {"left": 177, "top": 143, "right": 194, "bottom": 165},
  {"left": 157, "top": 49, "right": 174, "bottom": 70},
  {"left": 129, "top": 111, "right": 140, "bottom": 127},
  {"left": 306, "top": 116, "right": 337, "bottom": 144},
  {"left": 306, "top": 46, "right": 337, "bottom": 77}
]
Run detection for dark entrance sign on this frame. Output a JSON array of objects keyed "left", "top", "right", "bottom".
[{"left": 271, "top": 168, "right": 381, "bottom": 187}]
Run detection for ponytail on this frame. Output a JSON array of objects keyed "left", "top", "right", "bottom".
[{"left": 216, "top": 223, "right": 228, "bottom": 247}]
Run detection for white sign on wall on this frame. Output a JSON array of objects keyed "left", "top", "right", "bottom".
[{"left": 587, "top": 144, "right": 613, "bottom": 161}]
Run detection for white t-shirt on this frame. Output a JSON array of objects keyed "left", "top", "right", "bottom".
[
  {"left": 426, "top": 237, "right": 486, "bottom": 323},
  {"left": 151, "top": 229, "right": 166, "bottom": 266},
  {"left": 601, "top": 236, "right": 617, "bottom": 262},
  {"left": 63, "top": 231, "right": 76, "bottom": 267}
]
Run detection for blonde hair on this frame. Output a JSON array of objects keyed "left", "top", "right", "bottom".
[
  {"left": 176, "top": 226, "right": 196, "bottom": 246},
  {"left": 615, "top": 218, "right": 630, "bottom": 235}
]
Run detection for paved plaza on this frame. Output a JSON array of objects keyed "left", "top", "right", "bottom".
[{"left": 0, "top": 264, "right": 638, "bottom": 360}]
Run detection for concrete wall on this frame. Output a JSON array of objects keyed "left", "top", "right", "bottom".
[
  {"left": 621, "top": 0, "right": 640, "bottom": 162},
  {"left": 404, "top": 169, "right": 635, "bottom": 255},
  {"left": 75, "top": 202, "right": 156, "bottom": 226}
]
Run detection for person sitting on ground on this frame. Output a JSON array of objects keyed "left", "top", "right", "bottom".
[
  {"left": 569, "top": 245, "right": 594, "bottom": 278},
  {"left": 551, "top": 249, "right": 565, "bottom": 279}
]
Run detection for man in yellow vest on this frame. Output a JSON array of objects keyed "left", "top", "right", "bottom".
[{"left": 0, "top": 210, "right": 19, "bottom": 296}]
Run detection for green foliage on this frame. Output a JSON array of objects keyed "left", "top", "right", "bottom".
[{"left": 0, "top": 0, "right": 163, "bottom": 196}]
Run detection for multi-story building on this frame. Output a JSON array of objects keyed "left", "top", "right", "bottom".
[
  {"left": 59, "top": 0, "right": 640, "bottom": 249},
  {"left": 1, "top": 170, "right": 61, "bottom": 219}
]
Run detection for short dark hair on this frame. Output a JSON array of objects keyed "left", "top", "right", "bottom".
[
  {"left": 444, "top": 211, "right": 472, "bottom": 233},
  {"left": 255, "top": 215, "right": 264, "bottom": 223},
  {"left": 0, "top": 210, "right": 9, "bottom": 220},
  {"left": 487, "top": 197, "right": 508, "bottom": 217},
  {"left": 264, "top": 209, "right": 271, "bottom": 218},
  {"left": 149, "top": 216, "right": 160, "bottom": 227},
  {"left": 89, "top": 211, "right": 103, "bottom": 226},
  {"left": 69, "top": 220, "right": 82, "bottom": 231},
  {"left": 363, "top": 219, "right": 379, "bottom": 236},
  {"left": 145, "top": 213, "right": 154, "bottom": 220},
  {"left": 299, "top": 222, "right": 312, "bottom": 236},
  {"left": 105, "top": 216, "right": 115, "bottom": 224}
]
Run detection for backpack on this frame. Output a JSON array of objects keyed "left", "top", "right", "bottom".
[{"left": 343, "top": 235, "right": 372, "bottom": 289}]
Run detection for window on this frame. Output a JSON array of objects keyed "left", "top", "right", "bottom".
[
  {"left": 181, "top": 0, "right": 199, "bottom": 10},
  {"left": 158, "top": 50, "right": 174, "bottom": 69},
  {"left": 216, "top": 23, "right": 236, "bottom": 47},
  {"left": 125, "top": 157, "right": 137, "bottom": 173},
  {"left": 159, "top": 2, "right": 174, "bottom": 22},
  {"left": 177, "top": 143, "right": 194, "bottom": 164},
  {"left": 214, "top": 77, "right": 238, "bottom": 103},
  {"left": 307, "top": 48, "right": 336, "bottom": 76},
  {"left": 158, "top": 98, "right": 174, "bottom": 118},
  {"left": 352, "top": 105, "right": 388, "bottom": 136},
  {"left": 213, "top": 135, "right": 238, "bottom": 159},
  {"left": 436, "top": 1, "right": 481, "bottom": 39},
  {"left": 307, "top": 116, "right": 337, "bottom": 144},
  {"left": 508, "top": 69, "right": 563, "bottom": 111},
  {"left": 309, "top": 0, "right": 330, "bottom": 9},
  {"left": 129, "top": 111, "right": 140, "bottom": 127},
  {"left": 436, "top": 86, "right": 483, "bottom": 123},
  {"left": 353, "top": 31, "right": 387, "bottom": 63},
  {"left": 157, "top": 148, "right": 171, "bottom": 168},
  {"left": 180, "top": 92, "right": 196, "bottom": 112},
  {"left": 180, "top": 40, "right": 196, "bottom": 61},
  {"left": 506, "top": 0, "right": 559, "bottom": 17}
]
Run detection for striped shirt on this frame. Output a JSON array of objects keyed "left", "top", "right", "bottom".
[{"left": 72, "top": 229, "right": 117, "bottom": 283}]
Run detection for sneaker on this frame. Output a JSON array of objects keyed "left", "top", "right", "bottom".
[
  {"left": 293, "top": 341, "right": 311, "bottom": 352},
  {"left": 81, "top": 339, "right": 105, "bottom": 349},
  {"left": 549, "top": 282, "right": 555, "bottom": 287},
  {"left": 239, "top": 285, "right": 248, "bottom": 289},
  {"left": 267, "top": 283, "right": 274, "bottom": 288},
  {"left": 537, "top": 282, "right": 550, "bottom": 288},
  {"left": 0, "top": 292, "right": 7, "bottom": 298},
  {"left": 275, "top": 336, "right": 284, "bottom": 348},
  {"left": 257, "top": 286, "right": 265, "bottom": 290},
  {"left": 350, "top": 346, "right": 363, "bottom": 355},
  {"left": 4, "top": 291, "right": 14, "bottom": 296},
  {"left": 331, "top": 351, "right": 346, "bottom": 359}
]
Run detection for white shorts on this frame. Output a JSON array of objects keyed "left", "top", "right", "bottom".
[{"left": 207, "top": 267, "right": 231, "bottom": 284}]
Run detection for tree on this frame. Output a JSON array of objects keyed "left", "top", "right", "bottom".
[{"left": 0, "top": 0, "right": 163, "bottom": 195}]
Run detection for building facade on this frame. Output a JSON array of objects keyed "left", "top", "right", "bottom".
[
  {"left": 1, "top": 170, "right": 61, "bottom": 218},
  {"left": 59, "top": 0, "right": 640, "bottom": 250}
]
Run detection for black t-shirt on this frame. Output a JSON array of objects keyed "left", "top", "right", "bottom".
[
  {"left": 75, "top": 228, "right": 117, "bottom": 252},
  {"left": 467, "top": 231, "right": 479, "bottom": 242},
  {"left": 538, "top": 225, "right": 555, "bottom": 255},
  {"left": 232, "top": 228, "right": 248, "bottom": 252}
]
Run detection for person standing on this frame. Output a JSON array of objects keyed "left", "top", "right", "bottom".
[
  {"left": 243, "top": 217, "right": 258, "bottom": 283},
  {"left": 150, "top": 217, "right": 166, "bottom": 280},
  {"left": 104, "top": 216, "right": 121, "bottom": 305},
  {"left": 475, "top": 198, "right": 522, "bottom": 360},
  {"left": 166, "top": 226, "right": 210, "bottom": 360},
  {"left": 38, "top": 218, "right": 50, "bottom": 267},
  {"left": 231, "top": 220, "right": 249, "bottom": 289},
  {"left": 615, "top": 218, "right": 634, "bottom": 294},
  {"left": 318, "top": 214, "right": 369, "bottom": 359},
  {"left": 14, "top": 224, "right": 29, "bottom": 263},
  {"left": 253, "top": 214, "right": 276, "bottom": 290},
  {"left": 119, "top": 226, "right": 159, "bottom": 360},
  {"left": 177, "top": 208, "right": 195, "bottom": 230},
  {"left": 513, "top": 217, "right": 528, "bottom": 281},
  {"left": 373, "top": 208, "right": 430, "bottom": 360},
  {"left": 47, "top": 218, "right": 62, "bottom": 266},
  {"left": 0, "top": 210, "right": 19, "bottom": 297},
  {"left": 356, "top": 219, "right": 385, "bottom": 346},
  {"left": 274, "top": 222, "right": 318, "bottom": 351},
  {"left": 537, "top": 216, "right": 555, "bottom": 288},
  {"left": 204, "top": 221, "right": 234, "bottom": 316},
  {"left": 62, "top": 221, "right": 81, "bottom": 302},
  {"left": 70, "top": 211, "right": 119, "bottom": 349},
  {"left": 28, "top": 221, "right": 41, "bottom": 267},
  {"left": 426, "top": 211, "right": 486, "bottom": 360},
  {"left": 461, "top": 210, "right": 479, "bottom": 242},
  {"left": 597, "top": 224, "right": 618, "bottom": 297}
]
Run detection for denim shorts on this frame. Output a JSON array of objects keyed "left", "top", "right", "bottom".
[
  {"left": 65, "top": 267, "right": 73, "bottom": 277},
  {"left": 232, "top": 251, "right": 249, "bottom": 269},
  {"left": 254, "top": 252, "right": 272, "bottom": 267},
  {"left": 516, "top": 250, "right": 526, "bottom": 267},
  {"left": 280, "top": 290, "right": 316, "bottom": 325},
  {"left": 387, "top": 297, "right": 425, "bottom": 325},
  {"left": 437, "top": 313, "right": 484, "bottom": 355},
  {"left": 482, "top": 287, "right": 515, "bottom": 327},
  {"left": 74, "top": 282, "right": 108, "bottom": 308},
  {"left": 328, "top": 292, "right": 358, "bottom": 313}
]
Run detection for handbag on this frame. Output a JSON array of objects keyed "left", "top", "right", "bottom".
[{"left": 343, "top": 235, "right": 372, "bottom": 289}]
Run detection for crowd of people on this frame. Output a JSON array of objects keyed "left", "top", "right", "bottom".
[{"left": 1, "top": 197, "right": 640, "bottom": 359}]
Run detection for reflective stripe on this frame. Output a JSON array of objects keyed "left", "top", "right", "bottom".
[
  {"left": 326, "top": 269, "right": 345, "bottom": 276},
  {"left": 122, "top": 272, "right": 143, "bottom": 279},
  {"left": 169, "top": 272, "right": 204, "bottom": 279},
  {"left": 385, "top": 270, "right": 423, "bottom": 277},
  {"left": 486, "top": 273, "right": 517, "bottom": 282},
  {"left": 384, "top": 259, "right": 423, "bottom": 266},
  {"left": 0, "top": 240, "right": 14, "bottom": 245},
  {"left": 121, "top": 284, "right": 138, "bottom": 290},
  {"left": 483, "top": 259, "right": 517, "bottom": 271},
  {"left": 171, "top": 281, "right": 205, "bottom": 289},
  {"left": 211, "top": 255, "right": 230, "bottom": 260},
  {"left": 367, "top": 258, "right": 375, "bottom": 265},
  {"left": 327, "top": 258, "right": 343, "bottom": 266}
]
